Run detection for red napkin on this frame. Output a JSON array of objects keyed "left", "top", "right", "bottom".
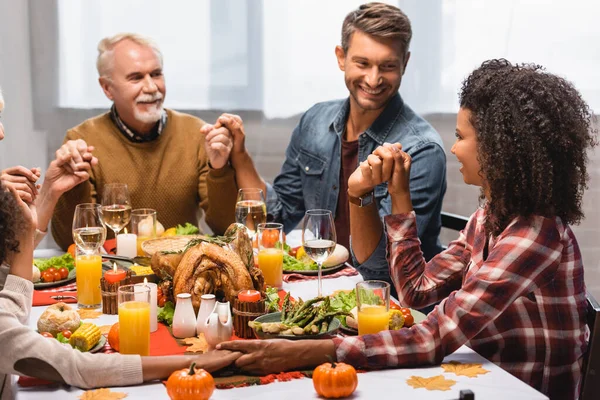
[
  {"left": 282, "top": 264, "right": 359, "bottom": 283},
  {"left": 103, "top": 238, "right": 117, "bottom": 254},
  {"left": 150, "top": 324, "right": 186, "bottom": 356},
  {"left": 32, "top": 290, "right": 78, "bottom": 306}
]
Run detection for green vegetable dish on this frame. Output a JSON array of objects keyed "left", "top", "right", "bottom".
[{"left": 34, "top": 253, "right": 75, "bottom": 272}]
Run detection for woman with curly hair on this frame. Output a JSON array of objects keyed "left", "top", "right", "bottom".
[
  {"left": 218, "top": 60, "right": 597, "bottom": 400},
  {"left": 0, "top": 88, "right": 240, "bottom": 399}
]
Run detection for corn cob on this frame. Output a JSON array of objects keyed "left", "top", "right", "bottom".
[
  {"left": 388, "top": 310, "right": 405, "bottom": 330},
  {"left": 69, "top": 323, "right": 101, "bottom": 351}
]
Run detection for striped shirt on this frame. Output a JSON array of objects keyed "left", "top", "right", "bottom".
[{"left": 334, "top": 209, "right": 588, "bottom": 400}]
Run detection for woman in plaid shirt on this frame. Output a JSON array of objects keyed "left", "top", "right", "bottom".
[{"left": 220, "top": 60, "right": 597, "bottom": 399}]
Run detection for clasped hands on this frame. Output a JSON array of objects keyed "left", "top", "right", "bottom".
[{"left": 347, "top": 142, "right": 412, "bottom": 200}]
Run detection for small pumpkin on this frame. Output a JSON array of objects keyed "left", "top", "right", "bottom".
[
  {"left": 107, "top": 323, "right": 119, "bottom": 352},
  {"left": 312, "top": 360, "right": 358, "bottom": 398},
  {"left": 166, "top": 362, "right": 215, "bottom": 400}
]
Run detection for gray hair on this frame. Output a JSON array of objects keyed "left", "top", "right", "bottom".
[{"left": 96, "top": 33, "right": 163, "bottom": 78}]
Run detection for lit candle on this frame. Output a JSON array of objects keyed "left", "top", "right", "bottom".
[
  {"left": 140, "top": 278, "right": 158, "bottom": 332},
  {"left": 116, "top": 229, "right": 137, "bottom": 258},
  {"left": 104, "top": 262, "right": 127, "bottom": 284},
  {"left": 238, "top": 289, "right": 261, "bottom": 302}
]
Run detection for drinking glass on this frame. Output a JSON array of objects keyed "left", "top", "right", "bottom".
[
  {"left": 75, "top": 246, "right": 103, "bottom": 308},
  {"left": 131, "top": 208, "right": 157, "bottom": 256},
  {"left": 356, "top": 280, "right": 390, "bottom": 335},
  {"left": 101, "top": 183, "right": 132, "bottom": 241},
  {"left": 235, "top": 188, "right": 266, "bottom": 238},
  {"left": 118, "top": 284, "right": 151, "bottom": 355},
  {"left": 72, "top": 203, "right": 106, "bottom": 255},
  {"left": 302, "top": 209, "right": 336, "bottom": 297},
  {"left": 257, "top": 223, "right": 284, "bottom": 289}
]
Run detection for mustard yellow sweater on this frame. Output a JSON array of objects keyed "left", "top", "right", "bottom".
[{"left": 51, "top": 109, "right": 237, "bottom": 250}]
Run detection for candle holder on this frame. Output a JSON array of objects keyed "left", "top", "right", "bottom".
[
  {"left": 232, "top": 293, "right": 266, "bottom": 339},
  {"left": 101, "top": 270, "right": 133, "bottom": 314}
]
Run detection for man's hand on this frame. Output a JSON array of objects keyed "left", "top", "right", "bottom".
[
  {"left": 44, "top": 139, "right": 98, "bottom": 198},
  {"left": 199, "top": 120, "right": 234, "bottom": 170},
  {"left": 347, "top": 143, "right": 401, "bottom": 198},
  {"left": 388, "top": 146, "right": 412, "bottom": 197},
  {"left": 1, "top": 165, "right": 41, "bottom": 203}
]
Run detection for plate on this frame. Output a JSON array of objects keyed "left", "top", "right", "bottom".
[
  {"left": 338, "top": 308, "right": 428, "bottom": 335},
  {"left": 251, "top": 311, "right": 341, "bottom": 340},
  {"left": 33, "top": 268, "right": 76, "bottom": 290},
  {"left": 88, "top": 335, "right": 106, "bottom": 353},
  {"left": 283, "top": 262, "right": 349, "bottom": 276}
]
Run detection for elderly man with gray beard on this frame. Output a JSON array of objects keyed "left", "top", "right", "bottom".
[{"left": 51, "top": 33, "right": 238, "bottom": 250}]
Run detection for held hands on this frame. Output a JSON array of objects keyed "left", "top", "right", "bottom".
[
  {"left": 348, "top": 142, "right": 411, "bottom": 196},
  {"left": 46, "top": 139, "right": 98, "bottom": 198},
  {"left": 1, "top": 165, "right": 41, "bottom": 203},
  {"left": 200, "top": 113, "right": 246, "bottom": 169}
]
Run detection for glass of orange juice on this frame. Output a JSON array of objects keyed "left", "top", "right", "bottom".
[
  {"left": 75, "top": 247, "right": 102, "bottom": 308},
  {"left": 118, "top": 284, "right": 151, "bottom": 355},
  {"left": 356, "top": 280, "right": 390, "bottom": 335},
  {"left": 131, "top": 208, "right": 157, "bottom": 256},
  {"left": 257, "top": 223, "right": 284, "bottom": 289}
]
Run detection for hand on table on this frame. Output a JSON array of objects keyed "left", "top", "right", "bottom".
[{"left": 1, "top": 165, "right": 41, "bottom": 203}]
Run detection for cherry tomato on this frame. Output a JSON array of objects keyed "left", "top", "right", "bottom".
[
  {"left": 260, "top": 229, "right": 280, "bottom": 248},
  {"left": 400, "top": 307, "right": 411, "bottom": 315},
  {"left": 53, "top": 272, "right": 62, "bottom": 282},
  {"left": 403, "top": 314, "right": 415, "bottom": 327},
  {"left": 40, "top": 332, "right": 54, "bottom": 338},
  {"left": 289, "top": 246, "right": 300, "bottom": 258},
  {"left": 158, "top": 296, "right": 166, "bottom": 307},
  {"left": 41, "top": 271, "right": 55, "bottom": 283},
  {"left": 58, "top": 267, "right": 69, "bottom": 280},
  {"left": 61, "top": 330, "right": 72, "bottom": 339},
  {"left": 389, "top": 302, "right": 402, "bottom": 311},
  {"left": 46, "top": 267, "right": 57, "bottom": 275}
]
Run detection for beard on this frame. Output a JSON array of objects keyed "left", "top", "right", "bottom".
[{"left": 134, "top": 93, "right": 164, "bottom": 124}]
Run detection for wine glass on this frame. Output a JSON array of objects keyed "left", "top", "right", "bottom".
[
  {"left": 302, "top": 209, "right": 336, "bottom": 297},
  {"left": 72, "top": 203, "right": 106, "bottom": 255},
  {"left": 235, "top": 188, "right": 267, "bottom": 238},
  {"left": 101, "top": 183, "right": 132, "bottom": 240}
]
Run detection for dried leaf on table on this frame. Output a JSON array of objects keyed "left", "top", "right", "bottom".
[
  {"left": 441, "top": 361, "right": 490, "bottom": 378},
  {"left": 406, "top": 375, "right": 456, "bottom": 391},
  {"left": 77, "top": 309, "right": 103, "bottom": 319},
  {"left": 182, "top": 333, "right": 208, "bottom": 353},
  {"left": 78, "top": 388, "right": 127, "bottom": 399},
  {"left": 98, "top": 325, "right": 112, "bottom": 335}
]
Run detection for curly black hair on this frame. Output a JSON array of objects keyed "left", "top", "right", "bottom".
[
  {"left": 0, "top": 182, "right": 24, "bottom": 265},
  {"left": 459, "top": 59, "right": 598, "bottom": 236}
]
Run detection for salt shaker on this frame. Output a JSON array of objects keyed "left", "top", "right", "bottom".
[
  {"left": 196, "top": 294, "right": 216, "bottom": 336},
  {"left": 172, "top": 293, "right": 196, "bottom": 338},
  {"left": 204, "top": 301, "right": 233, "bottom": 349}
]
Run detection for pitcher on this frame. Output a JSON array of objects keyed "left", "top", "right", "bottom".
[
  {"left": 195, "top": 294, "right": 216, "bottom": 336},
  {"left": 204, "top": 301, "right": 233, "bottom": 349}
]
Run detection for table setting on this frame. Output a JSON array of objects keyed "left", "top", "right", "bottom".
[{"left": 16, "top": 186, "right": 549, "bottom": 400}]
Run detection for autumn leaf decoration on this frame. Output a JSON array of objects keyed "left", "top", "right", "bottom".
[
  {"left": 182, "top": 333, "right": 209, "bottom": 353},
  {"left": 78, "top": 388, "right": 127, "bottom": 399},
  {"left": 406, "top": 375, "right": 457, "bottom": 391},
  {"left": 441, "top": 361, "right": 490, "bottom": 378},
  {"left": 77, "top": 309, "right": 103, "bottom": 319}
]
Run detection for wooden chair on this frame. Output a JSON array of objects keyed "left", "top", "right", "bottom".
[{"left": 581, "top": 291, "right": 600, "bottom": 399}]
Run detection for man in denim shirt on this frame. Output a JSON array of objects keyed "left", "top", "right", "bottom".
[{"left": 202, "top": 3, "right": 446, "bottom": 284}]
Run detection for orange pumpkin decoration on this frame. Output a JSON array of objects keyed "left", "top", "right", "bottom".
[
  {"left": 67, "top": 243, "right": 77, "bottom": 259},
  {"left": 312, "top": 361, "right": 358, "bottom": 398},
  {"left": 107, "top": 323, "right": 119, "bottom": 352},
  {"left": 166, "top": 362, "right": 215, "bottom": 400}
]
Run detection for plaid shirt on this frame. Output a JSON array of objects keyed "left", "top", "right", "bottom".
[{"left": 334, "top": 209, "right": 588, "bottom": 400}]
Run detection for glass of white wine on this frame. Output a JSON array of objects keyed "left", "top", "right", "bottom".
[
  {"left": 302, "top": 209, "right": 336, "bottom": 297},
  {"left": 235, "top": 188, "right": 267, "bottom": 238},
  {"left": 101, "top": 183, "right": 132, "bottom": 241},
  {"left": 72, "top": 203, "right": 106, "bottom": 255}
]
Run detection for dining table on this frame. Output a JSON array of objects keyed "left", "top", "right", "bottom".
[{"left": 14, "top": 242, "right": 549, "bottom": 400}]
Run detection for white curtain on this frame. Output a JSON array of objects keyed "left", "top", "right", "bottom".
[{"left": 58, "top": 0, "right": 600, "bottom": 118}]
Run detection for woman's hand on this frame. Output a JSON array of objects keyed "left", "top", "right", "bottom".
[
  {"left": 44, "top": 139, "right": 98, "bottom": 198},
  {"left": 388, "top": 147, "right": 413, "bottom": 214},
  {"left": 347, "top": 143, "right": 402, "bottom": 197},
  {"left": 1, "top": 165, "right": 41, "bottom": 203},
  {"left": 190, "top": 349, "right": 242, "bottom": 373}
]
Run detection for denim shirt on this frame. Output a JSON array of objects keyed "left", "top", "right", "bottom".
[{"left": 266, "top": 93, "right": 447, "bottom": 282}]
